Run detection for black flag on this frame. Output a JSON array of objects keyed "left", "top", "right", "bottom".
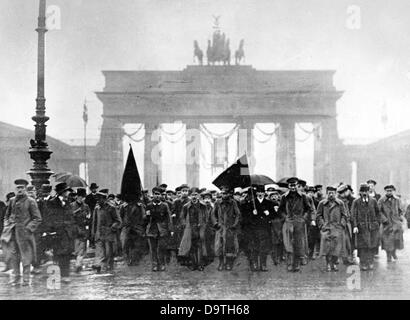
[
  {"left": 121, "top": 144, "right": 143, "bottom": 202},
  {"left": 212, "top": 154, "right": 250, "bottom": 190}
]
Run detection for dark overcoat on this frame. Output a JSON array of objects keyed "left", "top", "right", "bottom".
[
  {"left": 211, "top": 198, "right": 241, "bottom": 258},
  {"left": 92, "top": 201, "right": 122, "bottom": 242},
  {"left": 278, "top": 191, "right": 314, "bottom": 256},
  {"left": 378, "top": 196, "right": 404, "bottom": 251},
  {"left": 145, "top": 201, "right": 173, "bottom": 238},
  {"left": 351, "top": 197, "right": 381, "bottom": 249}
]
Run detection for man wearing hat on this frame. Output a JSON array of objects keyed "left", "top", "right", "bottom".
[
  {"left": 243, "top": 185, "right": 273, "bottom": 272},
  {"left": 351, "top": 183, "right": 381, "bottom": 271},
  {"left": 91, "top": 189, "right": 122, "bottom": 273},
  {"left": 44, "top": 182, "right": 76, "bottom": 282},
  {"left": 267, "top": 188, "right": 284, "bottom": 265},
  {"left": 367, "top": 179, "right": 381, "bottom": 201},
  {"left": 178, "top": 187, "right": 209, "bottom": 271},
  {"left": 313, "top": 185, "right": 324, "bottom": 208},
  {"left": 1, "top": 179, "right": 42, "bottom": 285},
  {"left": 211, "top": 186, "right": 241, "bottom": 271},
  {"left": 278, "top": 177, "right": 315, "bottom": 272},
  {"left": 145, "top": 187, "right": 173, "bottom": 271},
  {"left": 85, "top": 183, "right": 99, "bottom": 248},
  {"left": 170, "top": 184, "right": 190, "bottom": 264},
  {"left": 378, "top": 185, "right": 404, "bottom": 262},
  {"left": 316, "top": 186, "right": 348, "bottom": 271},
  {"left": 71, "top": 188, "right": 91, "bottom": 273}
]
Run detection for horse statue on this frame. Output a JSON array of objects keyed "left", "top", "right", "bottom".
[
  {"left": 193, "top": 40, "right": 203, "bottom": 65},
  {"left": 235, "top": 39, "right": 245, "bottom": 65}
]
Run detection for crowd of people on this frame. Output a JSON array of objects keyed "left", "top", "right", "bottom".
[{"left": 0, "top": 177, "right": 408, "bottom": 286}]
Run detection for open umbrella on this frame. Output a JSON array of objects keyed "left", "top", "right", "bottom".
[
  {"left": 52, "top": 172, "right": 87, "bottom": 188},
  {"left": 247, "top": 174, "right": 275, "bottom": 187}
]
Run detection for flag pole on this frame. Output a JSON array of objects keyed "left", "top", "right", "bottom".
[{"left": 83, "top": 99, "right": 88, "bottom": 184}]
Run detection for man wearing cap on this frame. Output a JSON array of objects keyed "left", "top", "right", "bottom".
[
  {"left": 201, "top": 191, "right": 216, "bottom": 266},
  {"left": 345, "top": 185, "right": 355, "bottom": 210},
  {"left": 337, "top": 184, "right": 354, "bottom": 265},
  {"left": 44, "top": 182, "right": 76, "bottom": 282},
  {"left": 351, "top": 183, "right": 381, "bottom": 271},
  {"left": 170, "top": 184, "right": 190, "bottom": 264},
  {"left": 91, "top": 189, "right": 122, "bottom": 273},
  {"left": 278, "top": 177, "right": 315, "bottom": 272},
  {"left": 367, "top": 180, "right": 381, "bottom": 201},
  {"left": 71, "top": 188, "right": 91, "bottom": 273},
  {"left": 316, "top": 186, "right": 348, "bottom": 271},
  {"left": 145, "top": 187, "right": 173, "bottom": 271},
  {"left": 211, "top": 186, "right": 241, "bottom": 271},
  {"left": 0, "top": 192, "right": 15, "bottom": 273},
  {"left": 243, "top": 185, "right": 273, "bottom": 272},
  {"left": 378, "top": 185, "right": 404, "bottom": 262},
  {"left": 120, "top": 194, "right": 147, "bottom": 266},
  {"left": 178, "top": 188, "right": 209, "bottom": 271},
  {"left": 1, "top": 179, "right": 42, "bottom": 285}
]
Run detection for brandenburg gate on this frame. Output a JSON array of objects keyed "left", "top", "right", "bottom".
[{"left": 92, "top": 65, "right": 343, "bottom": 192}]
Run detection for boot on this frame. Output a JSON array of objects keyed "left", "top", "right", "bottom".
[
  {"left": 332, "top": 256, "right": 339, "bottom": 272},
  {"left": 225, "top": 258, "right": 233, "bottom": 271},
  {"left": 217, "top": 256, "right": 224, "bottom": 271},
  {"left": 260, "top": 256, "right": 268, "bottom": 272},
  {"left": 387, "top": 251, "right": 392, "bottom": 263},
  {"left": 392, "top": 250, "right": 398, "bottom": 260},
  {"left": 286, "top": 253, "right": 294, "bottom": 272},
  {"left": 293, "top": 259, "right": 301, "bottom": 272},
  {"left": 325, "top": 256, "right": 332, "bottom": 272},
  {"left": 250, "top": 260, "right": 258, "bottom": 272}
]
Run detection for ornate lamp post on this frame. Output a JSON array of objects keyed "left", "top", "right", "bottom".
[{"left": 27, "top": 0, "right": 54, "bottom": 189}]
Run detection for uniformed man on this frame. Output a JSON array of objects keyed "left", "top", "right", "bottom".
[
  {"left": 171, "top": 184, "right": 190, "bottom": 264},
  {"left": 352, "top": 183, "right": 381, "bottom": 271},
  {"left": 145, "top": 187, "right": 173, "bottom": 272},
  {"left": 317, "top": 186, "right": 348, "bottom": 272},
  {"left": 367, "top": 179, "right": 381, "bottom": 201},
  {"left": 120, "top": 196, "right": 147, "bottom": 266},
  {"left": 337, "top": 184, "right": 354, "bottom": 265},
  {"left": 201, "top": 191, "right": 216, "bottom": 266},
  {"left": 378, "top": 185, "right": 404, "bottom": 262},
  {"left": 278, "top": 177, "right": 315, "bottom": 272},
  {"left": 268, "top": 188, "right": 284, "bottom": 265},
  {"left": 211, "top": 186, "right": 241, "bottom": 271},
  {"left": 178, "top": 188, "right": 209, "bottom": 271},
  {"left": 71, "top": 188, "right": 91, "bottom": 273},
  {"left": 1, "top": 179, "right": 41, "bottom": 286},
  {"left": 91, "top": 189, "right": 122, "bottom": 273}
]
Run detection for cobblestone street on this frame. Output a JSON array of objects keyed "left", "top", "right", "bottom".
[{"left": 1, "top": 228, "right": 410, "bottom": 300}]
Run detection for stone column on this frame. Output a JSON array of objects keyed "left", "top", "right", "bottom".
[
  {"left": 144, "top": 122, "right": 161, "bottom": 191},
  {"left": 314, "top": 117, "right": 338, "bottom": 186},
  {"left": 186, "top": 121, "right": 201, "bottom": 187},
  {"left": 276, "top": 120, "right": 296, "bottom": 178},
  {"left": 238, "top": 119, "right": 255, "bottom": 173},
  {"left": 91, "top": 117, "right": 124, "bottom": 193}
]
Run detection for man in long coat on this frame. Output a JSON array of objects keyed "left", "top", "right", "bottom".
[
  {"left": 91, "top": 189, "right": 122, "bottom": 273},
  {"left": 352, "top": 183, "right": 381, "bottom": 271},
  {"left": 201, "top": 191, "right": 216, "bottom": 266},
  {"left": 45, "top": 183, "right": 76, "bottom": 282},
  {"left": 337, "top": 184, "right": 355, "bottom": 265},
  {"left": 0, "top": 192, "right": 15, "bottom": 273},
  {"left": 278, "top": 177, "right": 315, "bottom": 272},
  {"left": 120, "top": 198, "right": 147, "bottom": 266},
  {"left": 378, "top": 185, "right": 404, "bottom": 262},
  {"left": 243, "top": 185, "right": 273, "bottom": 272},
  {"left": 170, "top": 184, "right": 190, "bottom": 264},
  {"left": 268, "top": 189, "right": 284, "bottom": 265},
  {"left": 1, "top": 179, "right": 42, "bottom": 286},
  {"left": 316, "top": 186, "right": 348, "bottom": 272},
  {"left": 70, "top": 188, "right": 91, "bottom": 273},
  {"left": 145, "top": 187, "right": 173, "bottom": 272},
  {"left": 178, "top": 188, "right": 208, "bottom": 271},
  {"left": 211, "top": 186, "right": 241, "bottom": 271}
]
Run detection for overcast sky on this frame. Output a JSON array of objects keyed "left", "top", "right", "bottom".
[{"left": 1, "top": 0, "right": 410, "bottom": 185}]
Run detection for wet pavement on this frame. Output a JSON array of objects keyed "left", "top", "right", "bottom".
[{"left": 1, "top": 229, "right": 410, "bottom": 300}]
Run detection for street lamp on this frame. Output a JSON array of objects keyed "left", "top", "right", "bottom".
[{"left": 27, "top": 0, "right": 54, "bottom": 189}]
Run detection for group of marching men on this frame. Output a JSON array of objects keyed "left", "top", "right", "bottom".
[{"left": 0, "top": 176, "right": 407, "bottom": 286}]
